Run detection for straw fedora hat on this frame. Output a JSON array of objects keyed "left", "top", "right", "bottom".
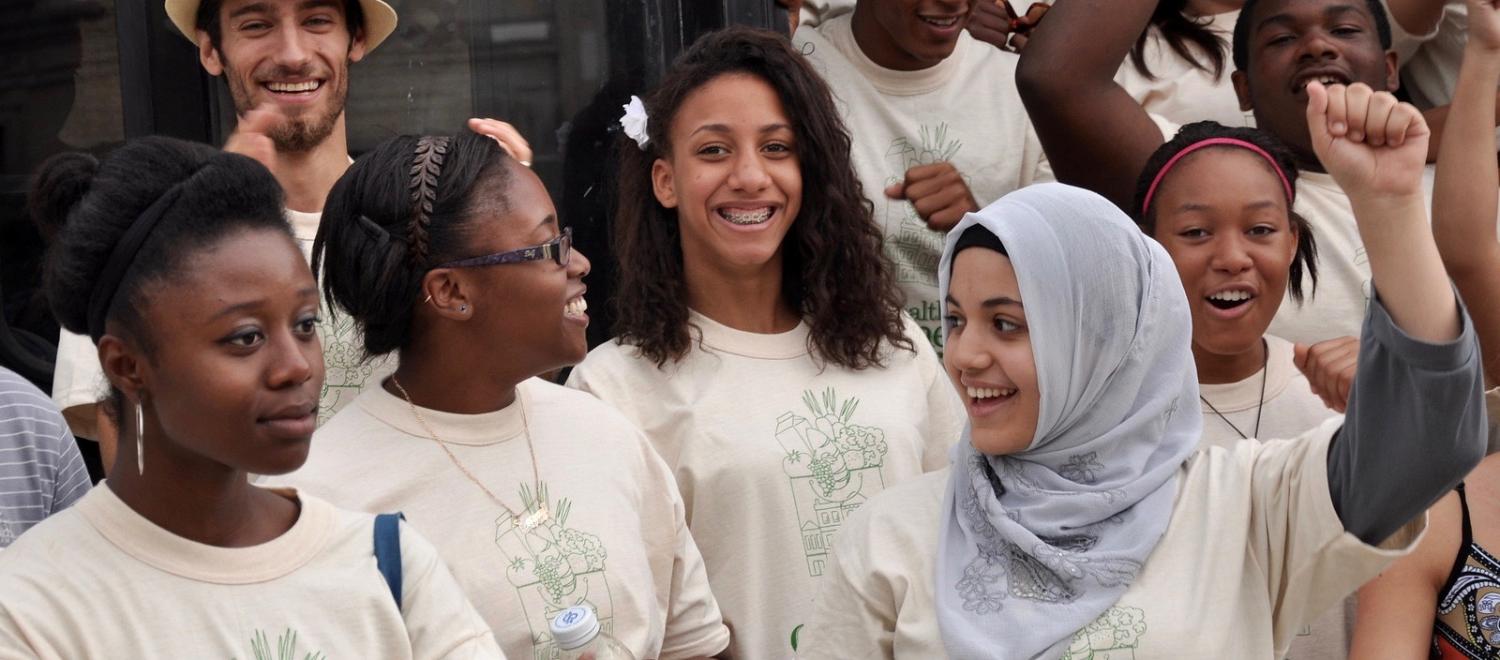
[{"left": 164, "top": 0, "right": 398, "bottom": 53}]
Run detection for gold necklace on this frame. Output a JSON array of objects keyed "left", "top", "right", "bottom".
[{"left": 389, "top": 376, "right": 550, "bottom": 531}]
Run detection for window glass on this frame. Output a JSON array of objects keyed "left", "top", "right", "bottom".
[
  {"left": 0, "top": 0, "right": 125, "bottom": 389},
  {"left": 345, "top": 0, "right": 610, "bottom": 199}
]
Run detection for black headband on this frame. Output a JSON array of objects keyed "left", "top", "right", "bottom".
[
  {"left": 953, "top": 224, "right": 1008, "bottom": 257},
  {"left": 85, "top": 176, "right": 194, "bottom": 343}
]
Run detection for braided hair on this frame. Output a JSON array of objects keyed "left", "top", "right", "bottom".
[{"left": 313, "top": 132, "right": 512, "bottom": 357}]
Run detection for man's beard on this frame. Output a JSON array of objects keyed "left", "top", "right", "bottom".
[{"left": 225, "top": 61, "right": 349, "bottom": 154}]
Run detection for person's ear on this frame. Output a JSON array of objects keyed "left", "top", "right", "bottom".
[
  {"left": 348, "top": 25, "right": 367, "bottom": 63},
  {"left": 197, "top": 30, "right": 225, "bottom": 76},
  {"left": 98, "top": 334, "right": 149, "bottom": 402},
  {"left": 652, "top": 158, "right": 679, "bottom": 209},
  {"left": 1231, "top": 70, "right": 1253, "bottom": 112},
  {"left": 421, "top": 269, "right": 475, "bottom": 320},
  {"left": 1384, "top": 51, "right": 1399, "bottom": 93}
]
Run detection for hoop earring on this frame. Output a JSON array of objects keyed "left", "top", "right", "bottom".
[{"left": 134, "top": 399, "right": 145, "bottom": 475}]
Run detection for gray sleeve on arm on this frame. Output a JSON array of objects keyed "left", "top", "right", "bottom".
[{"left": 1327, "top": 291, "right": 1487, "bottom": 545}]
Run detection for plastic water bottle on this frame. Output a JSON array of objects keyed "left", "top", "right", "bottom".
[{"left": 550, "top": 606, "right": 636, "bottom": 660}]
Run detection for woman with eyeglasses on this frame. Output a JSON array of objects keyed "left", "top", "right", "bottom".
[{"left": 278, "top": 133, "right": 732, "bottom": 660}]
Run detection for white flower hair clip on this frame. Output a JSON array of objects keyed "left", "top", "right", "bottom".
[{"left": 620, "top": 95, "right": 650, "bottom": 150}]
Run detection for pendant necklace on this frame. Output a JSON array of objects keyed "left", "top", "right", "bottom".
[
  {"left": 390, "top": 376, "right": 550, "bottom": 531},
  {"left": 1200, "top": 338, "right": 1269, "bottom": 441}
]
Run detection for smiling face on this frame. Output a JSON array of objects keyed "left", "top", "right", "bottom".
[
  {"left": 444, "top": 162, "right": 592, "bottom": 376},
  {"left": 128, "top": 229, "right": 324, "bottom": 476},
  {"left": 652, "top": 73, "right": 802, "bottom": 282},
  {"left": 853, "top": 0, "right": 977, "bottom": 70},
  {"left": 1232, "top": 0, "right": 1396, "bottom": 167},
  {"left": 1149, "top": 148, "right": 1298, "bottom": 366},
  {"left": 943, "top": 247, "right": 1040, "bottom": 455},
  {"left": 199, "top": 0, "right": 366, "bottom": 153}
]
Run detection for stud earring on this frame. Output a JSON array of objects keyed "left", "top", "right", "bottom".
[
  {"left": 135, "top": 399, "right": 145, "bottom": 476},
  {"left": 460, "top": 304, "right": 469, "bottom": 313}
]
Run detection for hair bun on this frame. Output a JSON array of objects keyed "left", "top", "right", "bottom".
[{"left": 28, "top": 152, "right": 99, "bottom": 239}]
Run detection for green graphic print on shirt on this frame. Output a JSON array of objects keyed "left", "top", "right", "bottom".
[
  {"left": 777, "top": 388, "right": 890, "bottom": 578},
  {"left": 241, "top": 628, "right": 325, "bottom": 660},
  {"left": 316, "top": 311, "right": 379, "bottom": 424},
  {"left": 883, "top": 123, "right": 970, "bottom": 355},
  {"left": 496, "top": 482, "right": 614, "bottom": 660},
  {"left": 1061, "top": 606, "right": 1147, "bottom": 660}
]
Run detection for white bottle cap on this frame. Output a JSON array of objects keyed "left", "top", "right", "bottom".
[{"left": 550, "top": 606, "right": 602, "bottom": 651}]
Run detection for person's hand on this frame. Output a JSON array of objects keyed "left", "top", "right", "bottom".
[
  {"left": 223, "top": 105, "right": 280, "bottom": 172},
  {"left": 1467, "top": 0, "right": 1500, "bottom": 53},
  {"left": 884, "top": 162, "right": 979, "bottom": 231},
  {"left": 1305, "top": 81, "right": 1430, "bottom": 200},
  {"left": 1294, "top": 336, "right": 1360, "bottom": 413},
  {"left": 467, "top": 118, "right": 534, "bottom": 166},
  {"left": 968, "top": 1, "right": 1049, "bottom": 52}
]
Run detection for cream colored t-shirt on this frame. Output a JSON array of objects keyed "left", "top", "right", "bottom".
[
  {"left": 50, "top": 208, "right": 391, "bottom": 437},
  {"left": 1115, "top": 10, "right": 1256, "bottom": 128},
  {"left": 0, "top": 485, "right": 503, "bottom": 659},
  {"left": 794, "top": 16, "right": 1050, "bottom": 354},
  {"left": 1271, "top": 168, "right": 1437, "bottom": 344},
  {"left": 1199, "top": 335, "right": 1339, "bottom": 451},
  {"left": 799, "top": 418, "right": 1424, "bottom": 659},
  {"left": 568, "top": 313, "right": 966, "bottom": 660},
  {"left": 1199, "top": 335, "right": 1346, "bottom": 659},
  {"left": 277, "top": 378, "right": 730, "bottom": 660}
]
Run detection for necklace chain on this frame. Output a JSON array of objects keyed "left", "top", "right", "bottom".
[
  {"left": 389, "top": 376, "right": 549, "bottom": 530},
  {"left": 1200, "top": 338, "right": 1269, "bottom": 441}
]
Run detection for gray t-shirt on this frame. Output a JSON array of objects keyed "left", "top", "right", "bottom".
[
  {"left": 1329, "top": 292, "right": 1487, "bottom": 545},
  {"left": 0, "top": 367, "right": 90, "bottom": 547}
]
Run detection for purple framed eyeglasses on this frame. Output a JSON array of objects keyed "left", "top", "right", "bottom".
[{"left": 435, "top": 227, "right": 572, "bottom": 269}]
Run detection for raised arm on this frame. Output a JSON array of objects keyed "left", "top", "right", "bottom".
[
  {"left": 1309, "top": 81, "right": 1485, "bottom": 543},
  {"left": 1433, "top": 0, "right": 1500, "bottom": 387},
  {"left": 1014, "top": 0, "right": 1166, "bottom": 209}
]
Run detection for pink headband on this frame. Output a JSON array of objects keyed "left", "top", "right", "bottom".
[{"left": 1140, "top": 137, "right": 1294, "bottom": 217}]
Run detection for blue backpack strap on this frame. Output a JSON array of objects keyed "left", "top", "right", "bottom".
[{"left": 374, "top": 512, "right": 405, "bottom": 609}]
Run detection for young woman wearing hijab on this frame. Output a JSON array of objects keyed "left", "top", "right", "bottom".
[
  {"left": 0, "top": 137, "right": 501, "bottom": 657},
  {"left": 565, "top": 27, "right": 965, "bottom": 659},
  {"left": 797, "top": 81, "right": 1486, "bottom": 659},
  {"left": 1348, "top": 1, "right": 1500, "bottom": 656},
  {"left": 279, "top": 132, "right": 731, "bottom": 660}
]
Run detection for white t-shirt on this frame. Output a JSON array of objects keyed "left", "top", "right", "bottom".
[
  {"left": 1387, "top": 0, "right": 1455, "bottom": 108},
  {"left": 1115, "top": 10, "right": 1256, "bottom": 128},
  {"left": 1199, "top": 335, "right": 1345, "bottom": 659},
  {"left": 799, "top": 418, "right": 1424, "bottom": 659},
  {"left": 567, "top": 313, "right": 966, "bottom": 660},
  {"left": 50, "top": 209, "right": 391, "bottom": 436},
  {"left": 0, "top": 485, "right": 503, "bottom": 659},
  {"left": 794, "top": 16, "right": 1050, "bottom": 354},
  {"left": 277, "top": 378, "right": 730, "bottom": 660}
]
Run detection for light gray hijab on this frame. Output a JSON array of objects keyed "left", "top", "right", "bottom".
[{"left": 935, "top": 183, "right": 1201, "bottom": 659}]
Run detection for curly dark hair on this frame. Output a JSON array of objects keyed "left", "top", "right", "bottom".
[
  {"left": 1133, "top": 121, "right": 1318, "bottom": 304},
  {"left": 611, "top": 26, "right": 911, "bottom": 369}
]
